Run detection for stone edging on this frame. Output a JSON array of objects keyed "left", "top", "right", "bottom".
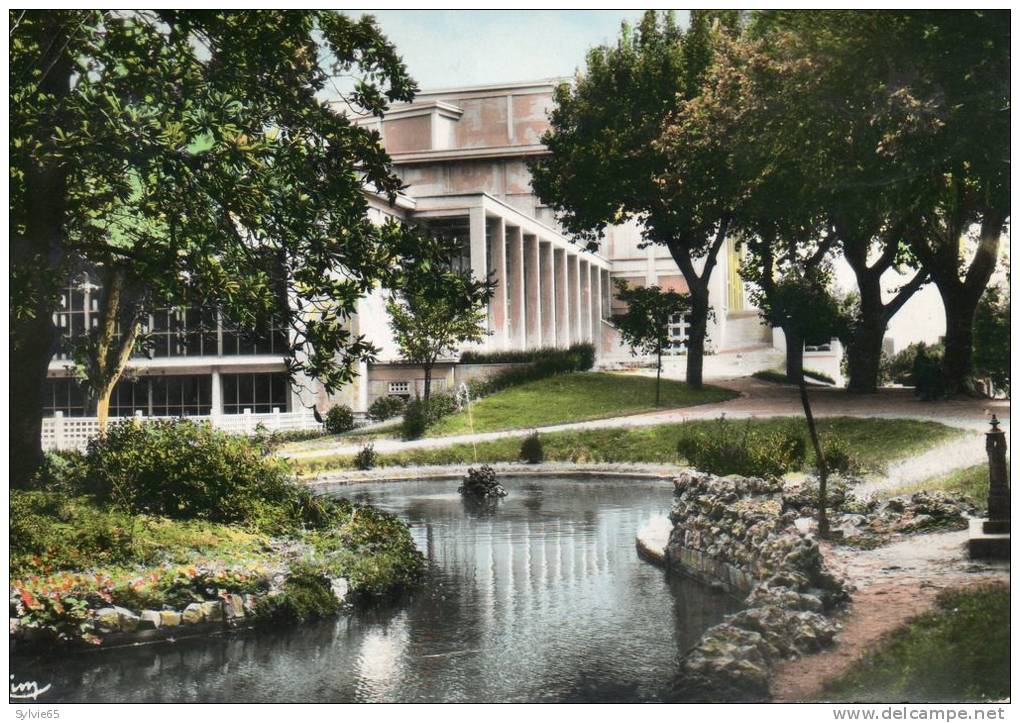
[
  {"left": 10, "top": 578, "right": 349, "bottom": 654},
  {"left": 662, "top": 469, "right": 851, "bottom": 701}
]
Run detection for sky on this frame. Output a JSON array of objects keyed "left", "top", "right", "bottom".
[{"left": 346, "top": 10, "right": 675, "bottom": 90}]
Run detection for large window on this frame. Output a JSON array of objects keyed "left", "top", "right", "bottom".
[
  {"left": 221, "top": 372, "right": 290, "bottom": 414},
  {"left": 146, "top": 307, "right": 218, "bottom": 358},
  {"left": 43, "top": 375, "right": 212, "bottom": 417},
  {"left": 53, "top": 276, "right": 93, "bottom": 361},
  {"left": 220, "top": 319, "right": 289, "bottom": 356},
  {"left": 43, "top": 379, "right": 88, "bottom": 417}
]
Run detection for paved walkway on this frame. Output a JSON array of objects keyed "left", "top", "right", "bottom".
[{"left": 281, "top": 376, "right": 1009, "bottom": 461}]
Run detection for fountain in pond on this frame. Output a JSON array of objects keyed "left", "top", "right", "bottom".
[{"left": 454, "top": 382, "right": 507, "bottom": 500}]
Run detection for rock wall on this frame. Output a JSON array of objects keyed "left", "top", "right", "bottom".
[{"left": 666, "top": 470, "right": 850, "bottom": 701}]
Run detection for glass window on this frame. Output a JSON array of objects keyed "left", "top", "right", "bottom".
[
  {"left": 42, "top": 379, "right": 88, "bottom": 417},
  {"left": 221, "top": 372, "right": 290, "bottom": 414}
]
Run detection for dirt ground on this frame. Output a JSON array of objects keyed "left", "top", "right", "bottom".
[{"left": 771, "top": 530, "right": 1010, "bottom": 702}]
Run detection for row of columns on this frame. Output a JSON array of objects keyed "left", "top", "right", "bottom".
[{"left": 471, "top": 208, "right": 609, "bottom": 351}]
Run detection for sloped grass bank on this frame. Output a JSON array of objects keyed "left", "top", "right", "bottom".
[
  {"left": 824, "top": 585, "right": 1010, "bottom": 702},
  {"left": 426, "top": 372, "right": 737, "bottom": 436},
  {"left": 293, "top": 417, "right": 962, "bottom": 477},
  {"left": 10, "top": 421, "right": 423, "bottom": 648}
]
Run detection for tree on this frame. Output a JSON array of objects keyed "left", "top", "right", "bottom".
[
  {"left": 611, "top": 280, "right": 691, "bottom": 407},
  {"left": 10, "top": 10, "right": 429, "bottom": 482},
  {"left": 387, "top": 252, "right": 493, "bottom": 401},
  {"left": 736, "top": 11, "right": 1008, "bottom": 394},
  {"left": 531, "top": 10, "right": 741, "bottom": 390},
  {"left": 972, "top": 283, "right": 1010, "bottom": 397}
]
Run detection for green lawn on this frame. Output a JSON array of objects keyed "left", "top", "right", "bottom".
[
  {"left": 882, "top": 460, "right": 1006, "bottom": 509},
  {"left": 427, "top": 372, "right": 737, "bottom": 436},
  {"left": 291, "top": 416, "right": 963, "bottom": 477},
  {"left": 824, "top": 585, "right": 1010, "bottom": 702}
]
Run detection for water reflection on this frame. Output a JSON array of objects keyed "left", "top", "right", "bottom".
[{"left": 12, "top": 476, "right": 741, "bottom": 703}]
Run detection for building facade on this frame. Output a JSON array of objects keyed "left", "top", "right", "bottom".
[{"left": 43, "top": 79, "right": 782, "bottom": 440}]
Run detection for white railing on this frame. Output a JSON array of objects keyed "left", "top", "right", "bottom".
[{"left": 41, "top": 409, "right": 321, "bottom": 451}]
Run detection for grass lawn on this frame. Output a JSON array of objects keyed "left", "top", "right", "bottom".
[
  {"left": 824, "top": 585, "right": 1010, "bottom": 702},
  {"left": 291, "top": 416, "right": 963, "bottom": 477},
  {"left": 882, "top": 460, "right": 1007, "bottom": 509},
  {"left": 426, "top": 372, "right": 737, "bottom": 436}
]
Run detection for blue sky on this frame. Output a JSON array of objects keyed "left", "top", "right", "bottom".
[{"left": 346, "top": 10, "right": 684, "bottom": 90}]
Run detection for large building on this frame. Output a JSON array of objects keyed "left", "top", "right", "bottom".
[{"left": 42, "top": 79, "right": 829, "bottom": 445}]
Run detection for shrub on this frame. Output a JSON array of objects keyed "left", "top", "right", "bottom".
[
  {"left": 822, "top": 437, "right": 861, "bottom": 474},
  {"left": 676, "top": 417, "right": 806, "bottom": 479},
  {"left": 354, "top": 443, "right": 377, "bottom": 471},
  {"left": 803, "top": 368, "right": 835, "bottom": 385},
  {"left": 78, "top": 419, "right": 345, "bottom": 535},
  {"left": 458, "top": 343, "right": 596, "bottom": 398},
  {"left": 519, "top": 431, "right": 544, "bottom": 464},
  {"left": 324, "top": 404, "right": 356, "bottom": 434},
  {"left": 368, "top": 395, "right": 406, "bottom": 422},
  {"left": 458, "top": 465, "right": 507, "bottom": 498},
  {"left": 256, "top": 563, "right": 342, "bottom": 623},
  {"left": 400, "top": 394, "right": 459, "bottom": 440}
]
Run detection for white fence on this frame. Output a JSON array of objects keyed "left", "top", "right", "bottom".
[{"left": 41, "top": 409, "right": 321, "bottom": 451}]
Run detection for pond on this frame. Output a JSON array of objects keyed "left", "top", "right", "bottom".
[{"left": 12, "top": 476, "right": 742, "bottom": 703}]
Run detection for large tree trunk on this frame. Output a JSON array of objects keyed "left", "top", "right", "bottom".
[
  {"left": 11, "top": 312, "right": 57, "bottom": 488},
  {"left": 783, "top": 326, "right": 804, "bottom": 383},
  {"left": 10, "top": 14, "right": 73, "bottom": 486},
  {"left": 845, "top": 319, "right": 886, "bottom": 393},
  {"left": 685, "top": 286, "right": 710, "bottom": 390},
  {"left": 940, "top": 287, "right": 981, "bottom": 395}
]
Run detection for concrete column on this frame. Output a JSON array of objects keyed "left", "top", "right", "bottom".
[
  {"left": 540, "top": 242, "right": 556, "bottom": 347},
  {"left": 489, "top": 218, "right": 508, "bottom": 348},
  {"left": 524, "top": 234, "right": 542, "bottom": 348},
  {"left": 580, "top": 259, "right": 592, "bottom": 342},
  {"left": 601, "top": 268, "right": 612, "bottom": 319},
  {"left": 469, "top": 207, "right": 489, "bottom": 334},
  {"left": 554, "top": 248, "right": 569, "bottom": 347},
  {"left": 210, "top": 369, "right": 222, "bottom": 417},
  {"left": 568, "top": 254, "right": 581, "bottom": 344},
  {"left": 507, "top": 225, "right": 526, "bottom": 349},
  {"left": 592, "top": 264, "right": 603, "bottom": 344}
]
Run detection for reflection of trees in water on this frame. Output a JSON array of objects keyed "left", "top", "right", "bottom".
[{"left": 460, "top": 494, "right": 501, "bottom": 517}]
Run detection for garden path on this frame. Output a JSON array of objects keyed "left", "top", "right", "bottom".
[{"left": 770, "top": 530, "right": 1010, "bottom": 702}]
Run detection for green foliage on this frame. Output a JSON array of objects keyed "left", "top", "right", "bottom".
[
  {"left": 324, "top": 404, "right": 356, "bottom": 435},
  {"left": 532, "top": 11, "right": 741, "bottom": 385},
  {"left": 612, "top": 281, "right": 691, "bottom": 358},
  {"left": 462, "top": 343, "right": 597, "bottom": 399},
  {"left": 973, "top": 284, "right": 1010, "bottom": 395},
  {"left": 386, "top": 238, "right": 494, "bottom": 399},
  {"left": 296, "top": 417, "right": 962, "bottom": 478},
  {"left": 10, "top": 9, "right": 429, "bottom": 432},
  {"left": 519, "top": 432, "right": 544, "bottom": 464},
  {"left": 367, "top": 395, "right": 406, "bottom": 422},
  {"left": 78, "top": 419, "right": 346, "bottom": 535},
  {"left": 353, "top": 443, "right": 377, "bottom": 471},
  {"left": 256, "top": 563, "right": 342, "bottom": 624},
  {"left": 822, "top": 437, "right": 861, "bottom": 475},
  {"left": 460, "top": 343, "right": 596, "bottom": 368},
  {"left": 400, "top": 394, "right": 459, "bottom": 440},
  {"left": 676, "top": 417, "right": 806, "bottom": 479},
  {"left": 825, "top": 585, "right": 1009, "bottom": 702}
]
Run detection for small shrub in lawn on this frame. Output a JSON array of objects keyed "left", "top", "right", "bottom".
[
  {"left": 324, "top": 404, "right": 356, "bottom": 434},
  {"left": 822, "top": 437, "right": 861, "bottom": 474},
  {"left": 401, "top": 394, "right": 459, "bottom": 439},
  {"left": 354, "top": 443, "right": 377, "bottom": 471},
  {"left": 368, "top": 395, "right": 406, "bottom": 422},
  {"left": 519, "top": 431, "right": 544, "bottom": 464},
  {"left": 676, "top": 417, "right": 806, "bottom": 479}
]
